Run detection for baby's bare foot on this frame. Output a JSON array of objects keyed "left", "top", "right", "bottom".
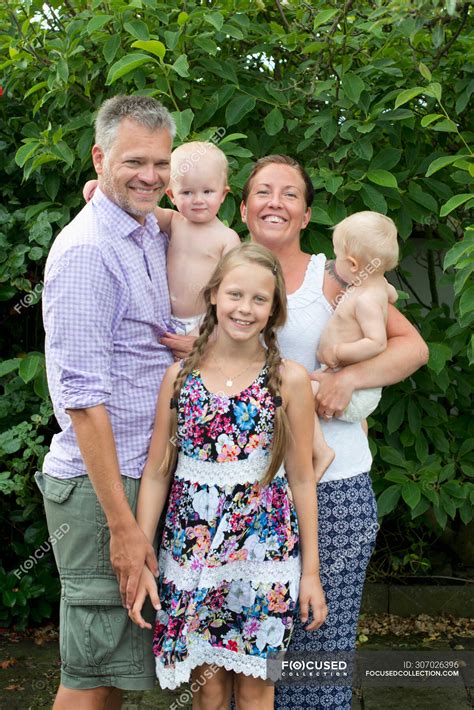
[{"left": 314, "top": 446, "right": 335, "bottom": 483}]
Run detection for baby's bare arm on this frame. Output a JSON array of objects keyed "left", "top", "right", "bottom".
[
  {"left": 335, "top": 293, "right": 387, "bottom": 364},
  {"left": 154, "top": 206, "right": 175, "bottom": 234}
]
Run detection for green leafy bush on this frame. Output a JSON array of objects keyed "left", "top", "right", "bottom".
[{"left": 0, "top": 0, "right": 473, "bottom": 624}]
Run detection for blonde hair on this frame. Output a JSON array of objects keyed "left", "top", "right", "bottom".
[
  {"left": 162, "top": 243, "right": 290, "bottom": 486},
  {"left": 170, "top": 141, "right": 228, "bottom": 185},
  {"left": 334, "top": 211, "right": 399, "bottom": 272}
]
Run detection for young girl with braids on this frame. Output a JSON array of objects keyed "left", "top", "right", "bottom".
[{"left": 129, "top": 243, "right": 327, "bottom": 709}]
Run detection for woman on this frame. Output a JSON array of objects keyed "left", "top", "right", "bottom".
[
  {"left": 161, "top": 155, "right": 428, "bottom": 709},
  {"left": 240, "top": 155, "right": 428, "bottom": 710}
]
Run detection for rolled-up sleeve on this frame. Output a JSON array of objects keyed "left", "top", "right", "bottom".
[{"left": 43, "top": 244, "right": 121, "bottom": 411}]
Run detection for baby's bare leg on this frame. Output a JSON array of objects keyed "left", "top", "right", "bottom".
[{"left": 311, "top": 381, "right": 335, "bottom": 483}]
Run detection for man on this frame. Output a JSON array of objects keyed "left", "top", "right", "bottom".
[{"left": 36, "top": 95, "right": 175, "bottom": 709}]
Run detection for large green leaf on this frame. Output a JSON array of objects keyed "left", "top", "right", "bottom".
[
  {"left": 103, "top": 35, "right": 121, "bottom": 63},
  {"left": 86, "top": 14, "right": 113, "bottom": 34},
  {"left": 225, "top": 96, "right": 256, "bottom": 127},
  {"left": 172, "top": 54, "right": 190, "bottom": 78},
  {"left": 264, "top": 107, "right": 284, "bottom": 136},
  {"left": 18, "top": 355, "right": 42, "bottom": 383},
  {"left": 124, "top": 20, "right": 149, "bottom": 41},
  {"left": 15, "top": 142, "right": 40, "bottom": 167},
  {"left": 379, "top": 445, "right": 410, "bottom": 469},
  {"left": 370, "top": 148, "right": 402, "bottom": 171},
  {"left": 387, "top": 399, "right": 406, "bottom": 434},
  {"left": 444, "top": 231, "right": 474, "bottom": 269},
  {"left": 313, "top": 8, "right": 338, "bottom": 28},
  {"left": 420, "top": 113, "right": 444, "bottom": 127},
  {"left": 394, "top": 86, "right": 425, "bottom": 108},
  {"left": 402, "top": 481, "right": 421, "bottom": 510},
  {"left": 342, "top": 73, "right": 365, "bottom": 103},
  {"left": 172, "top": 109, "right": 194, "bottom": 141},
  {"left": 0, "top": 359, "right": 20, "bottom": 377},
  {"left": 131, "top": 40, "right": 166, "bottom": 61},
  {"left": 204, "top": 11, "right": 224, "bottom": 31},
  {"left": 459, "top": 285, "right": 474, "bottom": 318},
  {"left": 377, "top": 485, "right": 401, "bottom": 517},
  {"left": 106, "top": 53, "right": 153, "bottom": 84},
  {"left": 360, "top": 184, "right": 387, "bottom": 213},
  {"left": 367, "top": 170, "right": 398, "bottom": 188},
  {"left": 440, "top": 193, "right": 473, "bottom": 217},
  {"left": 426, "top": 154, "right": 469, "bottom": 177},
  {"left": 427, "top": 342, "right": 452, "bottom": 374}
]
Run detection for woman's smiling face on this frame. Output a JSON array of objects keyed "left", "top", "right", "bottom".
[{"left": 240, "top": 163, "right": 311, "bottom": 250}]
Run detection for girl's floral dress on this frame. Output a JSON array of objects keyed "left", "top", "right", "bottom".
[{"left": 153, "top": 366, "right": 301, "bottom": 689}]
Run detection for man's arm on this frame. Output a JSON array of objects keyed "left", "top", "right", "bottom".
[
  {"left": 68, "top": 405, "right": 157, "bottom": 608},
  {"left": 44, "top": 244, "right": 157, "bottom": 608},
  {"left": 312, "top": 304, "right": 429, "bottom": 417}
]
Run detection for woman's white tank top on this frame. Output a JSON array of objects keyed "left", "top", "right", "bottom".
[{"left": 278, "top": 253, "right": 373, "bottom": 482}]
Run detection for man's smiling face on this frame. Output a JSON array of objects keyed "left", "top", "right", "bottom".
[{"left": 92, "top": 118, "right": 172, "bottom": 224}]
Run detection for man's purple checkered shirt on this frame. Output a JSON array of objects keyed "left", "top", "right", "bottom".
[{"left": 42, "top": 187, "right": 174, "bottom": 479}]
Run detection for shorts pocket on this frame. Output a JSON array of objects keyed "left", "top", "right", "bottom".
[
  {"left": 35, "top": 472, "right": 78, "bottom": 571},
  {"left": 35, "top": 471, "right": 77, "bottom": 503},
  {"left": 61, "top": 577, "right": 149, "bottom": 674}
]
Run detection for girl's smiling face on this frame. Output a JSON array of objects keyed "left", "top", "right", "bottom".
[
  {"left": 240, "top": 164, "right": 311, "bottom": 250},
  {"left": 211, "top": 263, "right": 275, "bottom": 343}
]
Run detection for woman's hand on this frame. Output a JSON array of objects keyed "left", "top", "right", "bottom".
[
  {"left": 128, "top": 565, "right": 161, "bottom": 629},
  {"left": 159, "top": 332, "right": 196, "bottom": 360},
  {"left": 310, "top": 368, "right": 355, "bottom": 418},
  {"left": 299, "top": 573, "right": 327, "bottom": 630}
]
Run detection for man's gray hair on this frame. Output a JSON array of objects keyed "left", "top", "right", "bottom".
[{"left": 95, "top": 95, "right": 176, "bottom": 153}]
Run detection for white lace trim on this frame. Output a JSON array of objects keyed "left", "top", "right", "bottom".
[
  {"left": 287, "top": 254, "right": 330, "bottom": 309},
  {"left": 159, "top": 549, "right": 301, "bottom": 593},
  {"left": 156, "top": 641, "right": 269, "bottom": 690},
  {"left": 174, "top": 453, "right": 285, "bottom": 486}
]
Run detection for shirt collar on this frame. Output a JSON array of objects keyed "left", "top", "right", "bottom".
[{"left": 91, "top": 186, "right": 160, "bottom": 240}]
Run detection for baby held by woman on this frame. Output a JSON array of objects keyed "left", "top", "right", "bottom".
[{"left": 312, "top": 210, "right": 399, "bottom": 478}]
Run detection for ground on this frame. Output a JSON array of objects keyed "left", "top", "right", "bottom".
[{"left": 0, "top": 614, "right": 473, "bottom": 709}]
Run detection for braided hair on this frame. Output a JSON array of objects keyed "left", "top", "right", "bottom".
[{"left": 161, "top": 243, "right": 290, "bottom": 483}]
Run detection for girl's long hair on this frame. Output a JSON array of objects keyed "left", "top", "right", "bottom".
[{"left": 161, "top": 243, "right": 291, "bottom": 485}]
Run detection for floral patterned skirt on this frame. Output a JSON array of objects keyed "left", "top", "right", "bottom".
[{"left": 153, "top": 454, "right": 301, "bottom": 689}]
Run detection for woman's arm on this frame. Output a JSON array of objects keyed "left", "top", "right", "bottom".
[
  {"left": 312, "top": 304, "right": 429, "bottom": 417},
  {"left": 282, "top": 362, "right": 327, "bottom": 630}
]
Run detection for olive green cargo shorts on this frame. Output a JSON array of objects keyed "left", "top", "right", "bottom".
[{"left": 35, "top": 471, "right": 156, "bottom": 690}]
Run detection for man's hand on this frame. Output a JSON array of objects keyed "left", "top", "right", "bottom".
[
  {"left": 109, "top": 522, "right": 158, "bottom": 609},
  {"left": 310, "top": 368, "right": 355, "bottom": 418},
  {"left": 159, "top": 332, "right": 195, "bottom": 360}
]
